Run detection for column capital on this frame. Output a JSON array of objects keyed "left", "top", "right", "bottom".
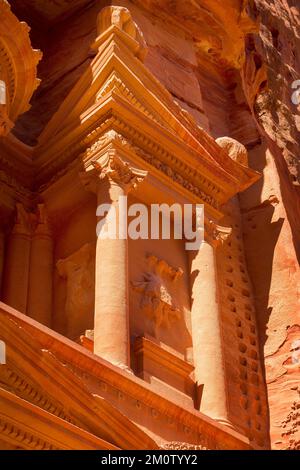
[
  {"left": 34, "top": 204, "right": 52, "bottom": 238},
  {"left": 80, "top": 152, "right": 148, "bottom": 195},
  {"left": 205, "top": 219, "right": 232, "bottom": 247},
  {"left": 12, "top": 203, "right": 33, "bottom": 237}
]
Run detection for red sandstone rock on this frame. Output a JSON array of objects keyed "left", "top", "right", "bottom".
[{"left": 0, "top": 0, "right": 299, "bottom": 451}]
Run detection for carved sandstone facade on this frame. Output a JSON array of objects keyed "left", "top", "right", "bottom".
[{"left": 0, "top": 1, "right": 299, "bottom": 450}]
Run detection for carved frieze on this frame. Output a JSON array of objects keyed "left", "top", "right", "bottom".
[
  {"left": 161, "top": 441, "right": 209, "bottom": 450},
  {"left": 34, "top": 6, "right": 260, "bottom": 220},
  {"left": 79, "top": 129, "right": 220, "bottom": 208}
]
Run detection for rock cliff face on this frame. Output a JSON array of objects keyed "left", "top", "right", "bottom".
[
  {"left": 240, "top": 0, "right": 300, "bottom": 450},
  {"left": 9, "top": 0, "right": 300, "bottom": 448}
]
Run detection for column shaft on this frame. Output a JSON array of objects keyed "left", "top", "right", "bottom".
[
  {"left": 27, "top": 228, "right": 53, "bottom": 326},
  {"left": 94, "top": 181, "right": 130, "bottom": 368},
  {"left": 190, "top": 240, "right": 231, "bottom": 426},
  {"left": 3, "top": 230, "right": 31, "bottom": 313}
]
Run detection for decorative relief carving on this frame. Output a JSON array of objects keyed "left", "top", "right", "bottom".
[
  {"left": 206, "top": 220, "right": 232, "bottom": 245},
  {"left": 80, "top": 132, "right": 148, "bottom": 194},
  {"left": 134, "top": 145, "right": 218, "bottom": 207},
  {"left": 56, "top": 243, "right": 95, "bottom": 340},
  {"left": 80, "top": 129, "right": 219, "bottom": 208},
  {"left": 132, "top": 254, "right": 183, "bottom": 337},
  {"left": 84, "top": 130, "right": 117, "bottom": 157},
  {"left": 0, "top": 366, "right": 74, "bottom": 425},
  {"left": 161, "top": 441, "right": 209, "bottom": 450},
  {"left": 96, "top": 75, "right": 164, "bottom": 127},
  {"left": 0, "top": 418, "right": 56, "bottom": 450},
  {"left": 92, "top": 153, "right": 147, "bottom": 192},
  {"left": 38, "top": 116, "right": 219, "bottom": 210}
]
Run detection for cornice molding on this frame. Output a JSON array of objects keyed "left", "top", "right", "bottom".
[
  {"left": 0, "top": 305, "right": 159, "bottom": 450},
  {"left": 33, "top": 5, "right": 260, "bottom": 219},
  {"left": 0, "top": 301, "right": 252, "bottom": 450},
  {"left": 0, "top": 387, "right": 118, "bottom": 450}
]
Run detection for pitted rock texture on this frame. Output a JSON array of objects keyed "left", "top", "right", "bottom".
[{"left": 7, "top": 0, "right": 300, "bottom": 449}]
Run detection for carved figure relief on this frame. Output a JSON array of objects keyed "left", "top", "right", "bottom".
[
  {"left": 132, "top": 254, "right": 183, "bottom": 338},
  {"left": 56, "top": 243, "right": 95, "bottom": 339}
]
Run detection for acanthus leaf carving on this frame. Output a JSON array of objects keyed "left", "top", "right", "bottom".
[{"left": 93, "top": 153, "right": 147, "bottom": 192}]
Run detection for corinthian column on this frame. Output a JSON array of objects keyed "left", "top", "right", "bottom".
[
  {"left": 27, "top": 204, "right": 53, "bottom": 326},
  {"left": 81, "top": 151, "right": 147, "bottom": 370},
  {"left": 189, "top": 221, "right": 233, "bottom": 427},
  {"left": 3, "top": 204, "right": 32, "bottom": 313}
]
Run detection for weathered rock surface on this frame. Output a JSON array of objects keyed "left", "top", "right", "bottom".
[{"left": 6, "top": 0, "right": 300, "bottom": 449}]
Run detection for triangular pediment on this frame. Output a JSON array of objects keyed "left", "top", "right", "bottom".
[
  {"left": 0, "top": 303, "right": 158, "bottom": 450},
  {"left": 35, "top": 8, "right": 260, "bottom": 216}
]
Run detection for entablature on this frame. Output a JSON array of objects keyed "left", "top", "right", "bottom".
[{"left": 32, "top": 5, "right": 260, "bottom": 221}]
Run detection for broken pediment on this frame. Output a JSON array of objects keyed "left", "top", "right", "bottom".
[
  {"left": 0, "top": 302, "right": 158, "bottom": 450},
  {"left": 35, "top": 6, "right": 260, "bottom": 220},
  {"left": 0, "top": 302, "right": 253, "bottom": 450}
]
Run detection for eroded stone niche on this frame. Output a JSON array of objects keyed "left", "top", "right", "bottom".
[{"left": 53, "top": 200, "right": 96, "bottom": 339}]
